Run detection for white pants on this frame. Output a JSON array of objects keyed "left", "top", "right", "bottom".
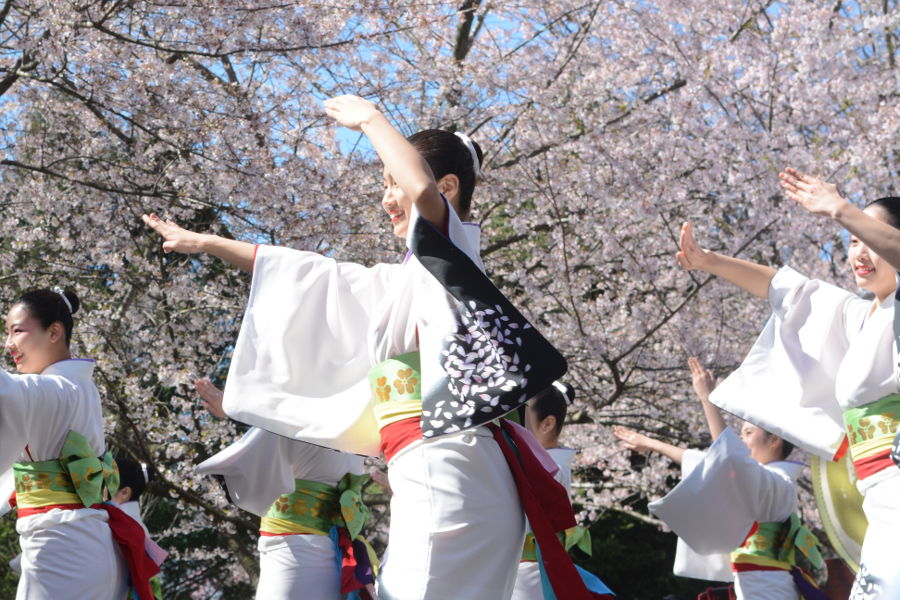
[
  {"left": 377, "top": 427, "right": 525, "bottom": 600},
  {"left": 734, "top": 570, "right": 797, "bottom": 600},
  {"left": 256, "top": 534, "right": 340, "bottom": 600},
  {"left": 511, "top": 561, "right": 542, "bottom": 600},
  {"left": 852, "top": 469, "right": 900, "bottom": 599},
  {"left": 16, "top": 509, "right": 127, "bottom": 600}
]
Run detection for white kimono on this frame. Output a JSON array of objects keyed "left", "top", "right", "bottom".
[
  {"left": 219, "top": 206, "right": 559, "bottom": 600},
  {"left": 710, "top": 266, "right": 900, "bottom": 595},
  {"left": 671, "top": 449, "right": 734, "bottom": 583},
  {"left": 0, "top": 359, "right": 126, "bottom": 600},
  {"left": 649, "top": 428, "right": 801, "bottom": 600},
  {"left": 511, "top": 447, "right": 577, "bottom": 600},
  {"left": 197, "top": 427, "right": 364, "bottom": 600}
]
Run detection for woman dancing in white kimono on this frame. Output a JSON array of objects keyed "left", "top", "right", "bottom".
[
  {"left": 676, "top": 168, "right": 900, "bottom": 598},
  {"left": 144, "top": 96, "right": 603, "bottom": 599},
  {"left": 193, "top": 378, "right": 372, "bottom": 600},
  {"left": 0, "top": 288, "right": 159, "bottom": 599},
  {"left": 617, "top": 357, "right": 824, "bottom": 600}
]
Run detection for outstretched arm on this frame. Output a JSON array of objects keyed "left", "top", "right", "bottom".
[
  {"left": 780, "top": 167, "right": 900, "bottom": 270},
  {"left": 142, "top": 214, "right": 256, "bottom": 272},
  {"left": 688, "top": 357, "right": 726, "bottom": 440},
  {"left": 613, "top": 426, "right": 685, "bottom": 464},
  {"left": 323, "top": 95, "right": 446, "bottom": 229},
  {"left": 676, "top": 222, "right": 776, "bottom": 299}
]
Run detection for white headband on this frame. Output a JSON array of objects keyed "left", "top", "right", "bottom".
[
  {"left": 552, "top": 380, "right": 574, "bottom": 405},
  {"left": 454, "top": 131, "right": 481, "bottom": 178},
  {"left": 52, "top": 286, "right": 73, "bottom": 314}
]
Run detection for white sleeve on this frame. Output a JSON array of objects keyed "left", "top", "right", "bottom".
[
  {"left": 709, "top": 266, "right": 862, "bottom": 459},
  {"left": 680, "top": 449, "right": 706, "bottom": 478},
  {"left": 648, "top": 428, "right": 795, "bottom": 554},
  {"left": 223, "top": 246, "right": 397, "bottom": 456},
  {"left": 0, "top": 469, "right": 14, "bottom": 517},
  {"left": 0, "top": 371, "right": 29, "bottom": 474},
  {"left": 196, "top": 428, "right": 297, "bottom": 517}
]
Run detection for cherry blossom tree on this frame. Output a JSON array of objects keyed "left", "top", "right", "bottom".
[{"left": 0, "top": 0, "right": 896, "bottom": 596}]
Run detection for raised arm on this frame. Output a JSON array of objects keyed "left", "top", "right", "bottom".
[
  {"left": 142, "top": 214, "right": 256, "bottom": 272},
  {"left": 676, "top": 222, "right": 776, "bottom": 299},
  {"left": 323, "top": 95, "right": 446, "bottom": 229},
  {"left": 688, "top": 357, "right": 726, "bottom": 440},
  {"left": 613, "top": 425, "right": 685, "bottom": 464},
  {"left": 780, "top": 167, "right": 900, "bottom": 270}
]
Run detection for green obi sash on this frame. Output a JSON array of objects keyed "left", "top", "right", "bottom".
[
  {"left": 522, "top": 525, "right": 592, "bottom": 562},
  {"left": 368, "top": 351, "right": 423, "bottom": 430},
  {"left": 843, "top": 394, "right": 900, "bottom": 470},
  {"left": 14, "top": 430, "right": 119, "bottom": 510},
  {"left": 260, "top": 473, "right": 369, "bottom": 538},
  {"left": 731, "top": 514, "right": 824, "bottom": 572}
]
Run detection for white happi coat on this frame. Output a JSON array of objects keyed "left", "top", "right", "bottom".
[
  {"left": 0, "top": 359, "right": 126, "bottom": 600},
  {"left": 709, "top": 266, "right": 900, "bottom": 592},
  {"left": 511, "top": 447, "right": 577, "bottom": 600},
  {"left": 649, "top": 428, "right": 801, "bottom": 600},
  {"left": 219, "top": 207, "right": 525, "bottom": 600},
  {"left": 197, "top": 427, "right": 365, "bottom": 600}
]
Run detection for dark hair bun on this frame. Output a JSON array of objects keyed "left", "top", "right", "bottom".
[{"left": 63, "top": 290, "right": 80, "bottom": 315}]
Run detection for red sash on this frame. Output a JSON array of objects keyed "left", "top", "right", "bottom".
[{"left": 490, "top": 419, "right": 613, "bottom": 599}]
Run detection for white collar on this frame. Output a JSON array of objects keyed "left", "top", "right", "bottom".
[
  {"left": 765, "top": 460, "right": 804, "bottom": 483},
  {"left": 546, "top": 446, "right": 577, "bottom": 470},
  {"left": 41, "top": 358, "right": 95, "bottom": 379}
]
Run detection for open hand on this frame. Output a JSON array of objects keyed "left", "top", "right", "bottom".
[
  {"left": 675, "top": 222, "right": 713, "bottom": 271},
  {"left": 779, "top": 167, "right": 846, "bottom": 218},
  {"left": 688, "top": 356, "right": 716, "bottom": 401},
  {"left": 323, "top": 95, "right": 381, "bottom": 131},
  {"left": 142, "top": 213, "right": 207, "bottom": 254},
  {"left": 613, "top": 426, "right": 654, "bottom": 454},
  {"left": 195, "top": 378, "right": 226, "bottom": 418}
]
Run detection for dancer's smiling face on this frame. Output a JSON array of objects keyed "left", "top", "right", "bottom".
[
  {"left": 849, "top": 205, "right": 897, "bottom": 302},
  {"left": 740, "top": 422, "right": 782, "bottom": 464},
  {"left": 5, "top": 304, "right": 63, "bottom": 374},
  {"left": 381, "top": 168, "right": 462, "bottom": 239},
  {"left": 381, "top": 170, "right": 413, "bottom": 238}
]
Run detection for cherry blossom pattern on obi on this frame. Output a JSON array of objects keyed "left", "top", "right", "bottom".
[{"left": 409, "top": 216, "right": 567, "bottom": 439}]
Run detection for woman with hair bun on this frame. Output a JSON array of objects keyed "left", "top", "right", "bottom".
[
  {"left": 677, "top": 168, "right": 900, "bottom": 597},
  {"left": 143, "top": 96, "right": 600, "bottom": 599},
  {"left": 514, "top": 381, "right": 614, "bottom": 600},
  {"left": 0, "top": 288, "right": 159, "bottom": 600}
]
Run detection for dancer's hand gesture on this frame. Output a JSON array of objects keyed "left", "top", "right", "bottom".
[
  {"left": 195, "top": 377, "right": 226, "bottom": 418},
  {"left": 779, "top": 167, "right": 846, "bottom": 218},
  {"left": 676, "top": 222, "right": 713, "bottom": 271},
  {"left": 613, "top": 426, "right": 654, "bottom": 454},
  {"left": 324, "top": 95, "right": 382, "bottom": 132},
  {"left": 688, "top": 356, "right": 716, "bottom": 402},
  {"left": 142, "top": 213, "right": 207, "bottom": 254}
]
